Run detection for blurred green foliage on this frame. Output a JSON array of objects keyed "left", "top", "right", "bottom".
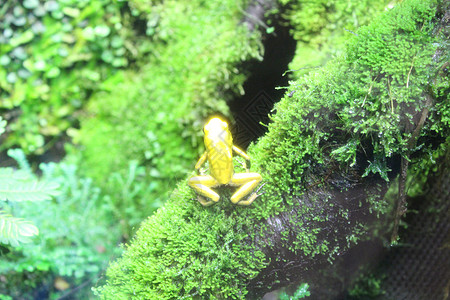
[
  {"left": 0, "top": 144, "right": 59, "bottom": 247},
  {"left": 0, "top": 0, "right": 133, "bottom": 153},
  {"left": 103, "top": 160, "right": 165, "bottom": 240},
  {"left": 0, "top": 157, "right": 122, "bottom": 299}
]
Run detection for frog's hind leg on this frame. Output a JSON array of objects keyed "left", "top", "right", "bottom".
[
  {"left": 188, "top": 175, "right": 220, "bottom": 206},
  {"left": 197, "top": 195, "right": 215, "bottom": 206},
  {"left": 230, "top": 172, "right": 262, "bottom": 205}
]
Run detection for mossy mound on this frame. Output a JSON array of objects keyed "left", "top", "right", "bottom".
[
  {"left": 96, "top": 184, "right": 267, "bottom": 299},
  {"left": 281, "top": 0, "right": 397, "bottom": 79},
  {"left": 95, "top": 0, "right": 448, "bottom": 298},
  {"left": 255, "top": 0, "right": 444, "bottom": 208}
]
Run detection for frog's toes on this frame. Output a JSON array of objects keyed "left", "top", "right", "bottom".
[
  {"left": 198, "top": 196, "right": 216, "bottom": 206},
  {"left": 255, "top": 182, "right": 266, "bottom": 195},
  {"left": 236, "top": 192, "right": 258, "bottom": 206}
]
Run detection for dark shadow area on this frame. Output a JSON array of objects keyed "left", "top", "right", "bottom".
[
  {"left": 368, "top": 163, "right": 449, "bottom": 300},
  {"left": 230, "top": 15, "right": 297, "bottom": 149}
]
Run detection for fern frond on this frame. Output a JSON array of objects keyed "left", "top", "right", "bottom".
[
  {"left": 0, "top": 180, "right": 60, "bottom": 202},
  {"left": 0, "top": 210, "right": 39, "bottom": 246},
  {"left": 0, "top": 168, "right": 33, "bottom": 183},
  {"left": 7, "top": 149, "right": 31, "bottom": 172}
]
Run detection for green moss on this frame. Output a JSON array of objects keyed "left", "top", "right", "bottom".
[
  {"left": 95, "top": 0, "right": 447, "bottom": 298},
  {"left": 254, "top": 0, "right": 442, "bottom": 202},
  {"left": 95, "top": 183, "right": 267, "bottom": 299},
  {"left": 281, "top": 0, "right": 396, "bottom": 78}
]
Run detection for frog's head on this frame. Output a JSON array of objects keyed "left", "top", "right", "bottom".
[{"left": 204, "top": 117, "right": 232, "bottom": 147}]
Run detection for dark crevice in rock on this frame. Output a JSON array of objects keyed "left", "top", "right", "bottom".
[{"left": 230, "top": 1, "right": 297, "bottom": 149}]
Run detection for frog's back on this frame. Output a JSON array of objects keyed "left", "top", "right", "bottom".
[
  {"left": 203, "top": 117, "right": 234, "bottom": 184},
  {"left": 207, "top": 142, "right": 233, "bottom": 184}
]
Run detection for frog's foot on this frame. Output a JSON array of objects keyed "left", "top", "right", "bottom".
[
  {"left": 197, "top": 195, "right": 216, "bottom": 206},
  {"left": 230, "top": 172, "right": 262, "bottom": 205},
  {"left": 235, "top": 192, "right": 258, "bottom": 206},
  {"left": 236, "top": 182, "right": 266, "bottom": 206},
  {"left": 188, "top": 174, "right": 220, "bottom": 206}
]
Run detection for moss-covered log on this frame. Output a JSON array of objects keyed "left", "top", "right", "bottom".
[{"left": 94, "top": 0, "right": 449, "bottom": 298}]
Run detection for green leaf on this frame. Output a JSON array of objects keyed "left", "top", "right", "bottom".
[
  {"left": 10, "top": 30, "right": 34, "bottom": 47},
  {"left": 292, "top": 283, "right": 311, "bottom": 299},
  {"left": 6, "top": 73, "right": 17, "bottom": 84},
  {"left": 23, "top": 0, "right": 39, "bottom": 9},
  {"left": 82, "top": 27, "right": 95, "bottom": 40},
  {"left": 0, "top": 55, "right": 11, "bottom": 66},
  {"left": 362, "top": 157, "right": 391, "bottom": 181},
  {"left": 94, "top": 25, "right": 111, "bottom": 37},
  {"left": 111, "top": 36, "right": 124, "bottom": 48},
  {"left": 0, "top": 168, "right": 32, "bottom": 182},
  {"left": 7, "top": 148, "right": 31, "bottom": 172},
  {"left": 101, "top": 50, "right": 114, "bottom": 63},
  {"left": 0, "top": 180, "right": 60, "bottom": 202},
  {"left": 0, "top": 211, "right": 39, "bottom": 246},
  {"left": 46, "top": 67, "right": 61, "bottom": 78},
  {"left": 278, "top": 283, "right": 310, "bottom": 300},
  {"left": 112, "top": 57, "right": 127, "bottom": 67},
  {"left": 62, "top": 7, "right": 80, "bottom": 18},
  {"left": 34, "top": 60, "right": 47, "bottom": 71},
  {"left": 331, "top": 139, "right": 358, "bottom": 166}
]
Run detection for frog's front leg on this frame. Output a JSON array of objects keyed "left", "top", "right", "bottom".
[
  {"left": 230, "top": 172, "right": 262, "bottom": 206},
  {"left": 188, "top": 175, "right": 220, "bottom": 206}
]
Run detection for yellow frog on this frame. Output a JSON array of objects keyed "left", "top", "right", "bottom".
[{"left": 188, "top": 117, "right": 262, "bottom": 206}]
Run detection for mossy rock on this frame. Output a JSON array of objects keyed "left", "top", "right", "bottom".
[
  {"left": 282, "top": 0, "right": 398, "bottom": 78},
  {"left": 94, "top": 0, "right": 448, "bottom": 298}
]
